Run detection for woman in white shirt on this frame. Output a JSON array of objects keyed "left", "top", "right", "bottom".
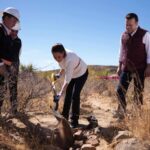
[{"left": 51, "top": 43, "right": 88, "bottom": 128}]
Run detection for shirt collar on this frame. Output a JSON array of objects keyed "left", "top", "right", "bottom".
[{"left": 2, "top": 23, "right": 11, "bottom": 35}]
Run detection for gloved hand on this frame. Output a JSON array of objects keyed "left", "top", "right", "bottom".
[
  {"left": 53, "top": 94, "right": 61, "bottom": 111},
  {"left": 53, "top": 94, "right": 61, "bottom": 102},
  {"left": 54, "top": 73, "right": 61, "bottom": 80}
]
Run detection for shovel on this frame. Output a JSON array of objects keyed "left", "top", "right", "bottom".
[{"left": 48, "top": 73, "right": 60, "bottom": 111}]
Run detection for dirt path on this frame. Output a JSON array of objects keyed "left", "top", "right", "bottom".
[{"left": 81, "top": 93, "right": 117, "bottom": 126}]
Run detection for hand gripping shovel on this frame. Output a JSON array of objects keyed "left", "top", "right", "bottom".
[{"left": 48, "top": 73, "right": 60, "bottom": 111}]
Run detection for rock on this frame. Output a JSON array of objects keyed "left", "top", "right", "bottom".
[
  {"left": 94, "top": 127, "right": 101, "bottom": 134},
  {"left": 86, "top": 138, "right": 99, "bottom": 146},
  {"left": 84, "top": 131, "right": 91, "bottom": 137},
  {"left": 73, "top": 140, "right": 84, "bottom": 148},
  {"left": 86, "top": 135, "right": 99, "bottom": 146},
  {"left": 115, "top": 138, "right": 150, "bottom": 150},
  {"left": 74, "top": 130, "right": 87, "bottom": 141},
  {"left": 105, "top": 109, "right": 110, "bottom": 112},
  {"left": 9, "top": 133, "right": 24, "bottom": 144},
  {"left": 81, "top": 144, "right": 96, "bottom": 150},
  {"left": 88, "top": 135, "right": 97, "bottom": 140},
  {"left": 74, "top": 130, "right": 83, "bottom": 140},
  {"left": 114, "top": 130, "right": 133, "bottom": 141},
  {"left": 102, "top": 91, "right": 110, "bottom": 96}
]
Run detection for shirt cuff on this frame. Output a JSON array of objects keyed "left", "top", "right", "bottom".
[{"left": 147, "top": 58, "right": 150, "bottom": 64}]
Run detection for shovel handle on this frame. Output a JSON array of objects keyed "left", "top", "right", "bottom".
[{"left": 54, "top": 101, "right": 59, "bottom": 111}]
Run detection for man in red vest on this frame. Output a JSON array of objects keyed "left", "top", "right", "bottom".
[{"left": 115, "top": 13, "right": 150, "bottom": 119}]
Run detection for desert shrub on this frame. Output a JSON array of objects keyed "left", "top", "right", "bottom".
[
  {"left": 20, "top": 64, "right": 37, "bottom": 72},
  {"left": 126, "top": 78, "right": 150, "bottom": 140},
  {"left": 18, "top": 71, "right": 52, "bottom": 112},
  {"left": 3, "top": 70, "right": 52, "bottom": 113}
]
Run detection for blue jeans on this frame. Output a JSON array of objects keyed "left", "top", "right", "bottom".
[{"left": 116, "top": 70, "right": 145, "bottom": 111}]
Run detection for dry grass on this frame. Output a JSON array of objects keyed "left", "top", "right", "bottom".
[
  {"left": 37, "top": 67, "right": 150, "bottom": 144},
  {"left": 0, "top": 65, "right": 150, "bottom": 149},
  {"left": 2, "top": 70, "right": 52, "bottom": 113},
  {"left": 126, "top": 106, "right": 150, "bottom": 140},
  {"left": 125, "top": 78, "right": 150, "bottom": 140},
  {"left": 84, "top": 67, "right": 150, "bottom": 141}
]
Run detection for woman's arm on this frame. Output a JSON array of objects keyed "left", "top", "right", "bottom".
[
  {"left": 59, "top": 82, "right": 68, "bottom": 96},
  {"left": 59, "top": 69, "right": 65, "bottom": 76},
  {"left": 59, "top": 61, "right": 74, "bottom": 96}
]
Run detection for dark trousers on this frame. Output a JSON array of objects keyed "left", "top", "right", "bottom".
[
  {"left": 116, "top": 70, "right": 145, "bottom": 111},
  {"left": 62, "top": 69, "right": 88, "bottom": 123},
  {"left": 0, "top": 62, "right": 19, "bottom": 108},
  {"left": 0, "top": 75, "right": 5, "bottom": 107}
]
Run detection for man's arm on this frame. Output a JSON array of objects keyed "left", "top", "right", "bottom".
[
  {"left": 0, "top": 27, "right": 4, "bottom": 59},
  {"left": 143, "top": 32, "right": 150, "bottom": 77},
  {"left": 59, "top": 69, "right": 65, "bottom": 76},
  {"left": 117, "top": 62, "right": 122, "bottom": 76},
  {"left": 0, "top": 27, "right": 13, "bottom": 65},
  {"left": 11, "top": 38, "right": 22, "bottom": 62},
  {"left": 117, "top": 36, "right": 123, "bottom": 76}
]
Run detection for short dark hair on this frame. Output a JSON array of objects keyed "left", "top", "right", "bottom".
[
  {"left": 126, "top": 13, "right": 138, "bottom": 22},
  {"left": 2, "top": 12, "right": 16, "bottom": 21},
  {"left": 51, "top": 43, "right": 66, "bottom": 57}
]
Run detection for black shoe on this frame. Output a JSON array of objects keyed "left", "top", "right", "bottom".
[{"left": 70, "top": 121, "right": 79, "bottom": 128}]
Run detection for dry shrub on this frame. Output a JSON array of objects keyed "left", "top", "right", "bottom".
[
  {"left": 86, "top": 67, "right": 150, "bottom": 140},
  {"left": 125, "top": 78, "right": 150, "bottom": 140},
  {"left": 126, "top": 106, "right": 150, "bottom": 140},
  {"left": 18, "top": 71, "right": 52, "bottom": 112},
  {"left": 3, "top": 70, "right": 52, "bottom": 113},
  {"left": 80, "top": 67, "right": 119, "bottom": 103}
]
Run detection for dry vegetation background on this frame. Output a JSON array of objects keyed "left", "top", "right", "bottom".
[{"left": 0, "top": 64, "right": 150, "bottom": 149}]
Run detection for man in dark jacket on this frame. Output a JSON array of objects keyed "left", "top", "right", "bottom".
[
  {"left": 7, "top": 24, "right": 21, "bottom": 114},
  {"left": 0, "top": 7, "right": 20, "bottom": 115},
  {"left": 115, "top": 13, "right": 150, "bottom": 119}
]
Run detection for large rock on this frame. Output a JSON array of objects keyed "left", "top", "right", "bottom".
[
  {"left": 115, "top": 138, "right": 150, "bottom": 150},
  {"left": 81, "top": 144, "right": 96, "bottom": 150},
  {"left": 86, "top": 135, "right": 100, "bottom": 146},
  {"left": 74, "top": 130, "right": 84, "bottom": 140},
  {"left": 114, "top": 130, "right": 133, "bottom": 141},
  {"left": 73, "top": 140, "right": 84, "bottom": 149}
]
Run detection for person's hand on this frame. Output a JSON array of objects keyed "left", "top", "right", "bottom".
[
  {"left": 53, "top": 94, "right": 61, "bottom": 102},
  {"left": 145, "top": 65, "right": 150, "bottom": 77},
  {"left": 2, "top": 59, "right": 12, "bottom": 66},
  {"left": 117, "top": 67, "right": 122, "bottom": 76},
  {"left": 54, "top": 73, "right": 61, "bottom": 80}
]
